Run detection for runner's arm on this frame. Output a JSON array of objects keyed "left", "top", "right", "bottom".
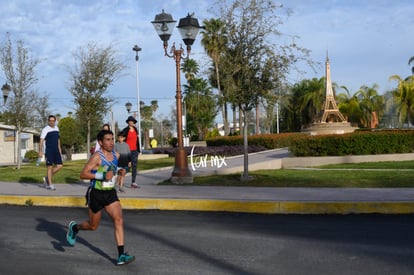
[
  {"left": 39, "top": 138, "right": 45, "bottom": 157},
  {"left": 80, "top": 153, "right": 101, "bottom": 180}
]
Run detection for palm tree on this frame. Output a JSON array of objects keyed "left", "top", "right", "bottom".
[
  {"left": 295, "top": 78, "right": 325, "bottom": 126},
  {"left": 336, "top": 85, "right": 363, "bottom": 127},
  {"left": 382, "top": 90, "right": 399, "bottom": 128},
  {"left": 141, "top": 105, "right": 153, "bottom": 148},
  {"left": 201, "top": 18, "right": 229, "bottom": 135},
  {"left": 389, "top": 75, "right": 414, "bottom": 127},
  {"left": 355, "top": 84, "right": 383, "bottom": 128},
  {"left": 181, "top": 59, "right": 199, "bottom": 81},
  {"left": 409, "top": 56, "right": 414, "bottom": 75},
  {"left": 184, "top": 77, "right": 217, "bottom": 140},
  {"left": 150, "top": 100, "right": 158, "bottom": 114}
]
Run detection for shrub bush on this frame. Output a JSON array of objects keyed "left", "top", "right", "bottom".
[
  {"left": 290, "top": 130, "right": 414, "bottom": 156},
  {"left": 206, "top": 133, "right": 306, "bottom": 149},
  {"left": 169, "top": 137, "right": 178, "bottom": 148},
  {"left": 152, "top": 145, "right": 267, "bottom": 157},
  {"left": 24, "top": 150, "right": 38, "bottom": 162},
  {"left": 155, "top": 130, "right": 414, "bottom": 157}
]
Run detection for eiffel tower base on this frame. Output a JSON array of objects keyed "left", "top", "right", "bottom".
[{"left": 302, "top": 122, "right": 358, "bottom": 136}]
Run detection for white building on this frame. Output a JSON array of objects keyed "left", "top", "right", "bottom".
[
  {"left": 216, "top": 122, "right": 240, "bottom": 136},
  {"left": 0, "top": 123, "right": 40, "bottom": 165}
]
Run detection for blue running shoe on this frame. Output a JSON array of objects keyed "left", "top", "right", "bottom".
[
  {"left": 117, "top": 253, "right": 135, "bottom": 265},
  {"left": 66, "top": 221, "right": 77, "bottom": 245}
]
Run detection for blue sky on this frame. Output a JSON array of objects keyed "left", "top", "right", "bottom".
[{"left": 0, "top": 0, "right": 412, "bottom": 128}]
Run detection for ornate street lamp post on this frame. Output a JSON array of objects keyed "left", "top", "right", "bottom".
[
  {"left": 1, "top": 83, "right": 13, "bottom": 164},
  {"left": 2, "top": 83, "right": 10, "bottom": 105},
  {"left": 151, "top": 10, "right": 202, "bottom": 183}
]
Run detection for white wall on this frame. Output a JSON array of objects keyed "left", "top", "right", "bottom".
[{"left": 0, "top": 127, "right": 38, "bottom": 164}]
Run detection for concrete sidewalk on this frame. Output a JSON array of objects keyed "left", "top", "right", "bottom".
[{"left": 1, "top": 149, "right": 414, "bottom": 214}]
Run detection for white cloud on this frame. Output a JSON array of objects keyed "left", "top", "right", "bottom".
[
  {"left": 281, "top": 0, "right": 413, "bottom": 93},
  {"left": 0, "top": 0, "right": 412, "bottom": 127}
]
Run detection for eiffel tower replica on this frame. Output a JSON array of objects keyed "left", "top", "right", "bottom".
[
  {"left": 303, "top": 54, "right": 357, "bottom": 135},
  {"left": 320, "top": 55, "right": 346, "bottom": 123}
]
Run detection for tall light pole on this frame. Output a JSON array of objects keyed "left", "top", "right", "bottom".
[
  {"left": 276, "top": 101, "right": 280, "bottom": 134},
  {"left": 151, "top": 10, "right": 202, "bottom": 184},
  {"left": 132, "top": 45, "right": 143, "bottom": 150}
]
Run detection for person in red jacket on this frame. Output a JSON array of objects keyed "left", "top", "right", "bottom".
[{"left": 120, "top": 116, "right": 140, "bottom": 188}]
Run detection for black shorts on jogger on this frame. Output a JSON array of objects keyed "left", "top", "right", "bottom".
[{"left": 85, "top": 187, "right": 119, "bottom": 213}]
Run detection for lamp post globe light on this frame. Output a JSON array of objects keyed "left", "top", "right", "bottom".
[
  {"left": 125, "top": 102, "right": 132, "bottom": 113},
  {"left": 2, "top": 83, "right": 10, "bottom": 105},
  {"left": 151, "top": 10, "right": 202, "bottom": 184}
]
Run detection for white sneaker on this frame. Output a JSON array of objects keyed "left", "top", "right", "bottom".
[
  {"left": 42, "top": 176, "right": 49, "bottom": 188},
  {"left": 46, "top": 184, "right": 56, "bottom": 190}
]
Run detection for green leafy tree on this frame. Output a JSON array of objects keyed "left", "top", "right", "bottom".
[
  {"left": 201, "top": 18, "right": 229, "bottom": 135},
  {"left": 258, "top": 52, "right": 294, "bottom": 134},
  {"left": 303, "top": 78, "right": 326, "bottom": 124},
  {"left": 68, "top": 42, "right": 126, "bottom": 156},
  {"left": 150, "top": 100, "right": 159, "bottom": 114},
  {"left": 337, "top": 85, "right": 363, "bottom": 126},
  {"left": 184, "top": 77, "right": 217, "bottom": 140},
  {"left": 159, "top": 117, "right": 173, "bottom": 147},
  {"left": 181, "top": 59, "right": 199, "bottom": 81},
  {"left": 58, "top": 116, "right": 82, "bottom": 160},
  {"left": 215, "top": 0, "right": 311, "bottom": 180},
  {"left": 381, "top": 90, "right": 399, "bottom": 128},
  {"left": 140, "top": 100, "right": 158, "bottom": 149},
  {"left": 288, "top": 77, "right": 325, "bottom": 130},
  {"left": 0, "top": 33, "right": 46, "bottom": 169},
  {"left": 389, "top": 75, "right": 414, "bottom": 127},
  {"left": 33, "top": 96, "right": 51, "bottom": 131},
  {"left": 181, "top": 58, "right": 217, "bottom": 140},
  {"left": 355, "top": 84, "right": 383, "bottom": 128},
  {"left": 409, "top": 56, "right": 414, "bottom": 75},
  {"left": 261, "top": 82, "right": 290, "bottom": 134}
]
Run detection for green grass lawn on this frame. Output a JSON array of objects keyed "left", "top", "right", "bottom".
[
  {"left": 0, "top": 158, "right": 175, "bottom": 184},
  {"left": 1, "top": 158, "right": 414, "bottom": 187},
  {"left": 189, "top": 169, "right": 414, "bottom": 187}
]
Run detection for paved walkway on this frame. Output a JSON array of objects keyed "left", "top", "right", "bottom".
[{"left": 1, "top": 149, "right": 414, "bottom": 214}]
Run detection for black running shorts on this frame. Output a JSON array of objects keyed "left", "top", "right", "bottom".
[
  {"left": 45, "top": 151, "right": 63, "bottom": 166},
  {"left": 86, "top": 187, "right": 119, "bottom": 213}
]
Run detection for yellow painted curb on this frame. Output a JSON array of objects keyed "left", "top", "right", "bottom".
[
  {"left": 0, "top": 196, "right": 84, "bottom": 207},
  {"left": 1, "top": 196, "right": 414, "bottom": 214},
  {"left": 278, "top": 202, "right": 414, "bottom": 214},
  {"left": 120, "top": 198, "right": 279, "bottom": 213}
]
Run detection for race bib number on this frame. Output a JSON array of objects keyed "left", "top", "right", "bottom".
[{"left": 102, "top": 179, "right": 115, "bottom": 188}]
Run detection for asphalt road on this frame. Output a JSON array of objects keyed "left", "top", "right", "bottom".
[{"left": 1, "top": 205, "right": 414, "bottom": 275}]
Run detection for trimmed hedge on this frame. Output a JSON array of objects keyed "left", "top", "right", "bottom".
[
  {"left": 206, "top": 133, "right": 307, "bottom": 149},
  {"left": 290, "top": 130, "right": 414, "bottom": 156},
  {"left": 154, "top": 133, "right": 306, "bottom": 157},
  {"left": 152, "top": 145, "right": 267, "bottom": 157},
  {"left": 155, "top": 130, "right": 414, "bottom": 157}
]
